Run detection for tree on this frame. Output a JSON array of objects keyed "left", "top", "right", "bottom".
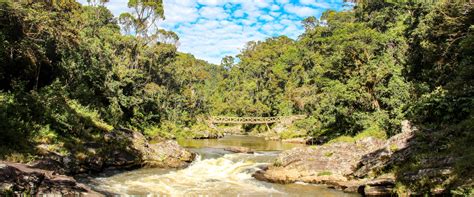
[
  {"left": 302, "top": 16, "right": 318, "bottom": 30},
  {"left": 156, "top": 29, "right": 179, "bottom": 46},
  {"left": 119, "top": 0, "right": 165, "bottom": 38},
  {"left": 86, "top": 0, "right": 108, "bottom": 7},
  {"left": 221, "top": 56, "right": 234, "bottom": 70}
]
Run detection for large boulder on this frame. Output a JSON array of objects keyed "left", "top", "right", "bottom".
[
  {"left": 253, "top": 137, "right": 385, "bottom": 184},
  {"left": 352, "top": 120, "right": 416, "bottom": 178},
  {"left": 32, "top": 128, "right": 195, "bottom": 175},
  {"left": 252, "top": 137, "right": 398, "bottom": 195},
  {"left": 253, "top": 121, "right": 417, "bottom": 196},
  {"left": 0, "top": 161, "right": 102, "bottom": 196},
  {"left": 144, "top": 140, "right": 196, "bottom": 168},
  {"left": 103, "top": 128, "right": 195, "bottom": 168}
]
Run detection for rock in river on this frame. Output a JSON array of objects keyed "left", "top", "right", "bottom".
[
  {"left": 0, "top": 161, "right": 101, "bottom": 196},
  {"left": 253, "top": 137, "right": 385, "bottom": 184},
  {"left": 253, "top": 122, "right": 416, "bottom": 195},
  {"left": 224, "top": 146, "right": 255, "bottom": 154},
  {"left": 103, "top": 128, "right": 196, "bottom": 169},
  {"left": 32, "top": 128, "right": 196, "bottom": 175}
]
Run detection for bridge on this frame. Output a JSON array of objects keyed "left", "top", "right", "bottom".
[{"left": 208, "top": 115, "right": 306, "bottom": 125}]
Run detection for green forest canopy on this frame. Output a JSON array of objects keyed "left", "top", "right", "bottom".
[{"left": 0, "top": 0, "right": 472, "bottom": 193}]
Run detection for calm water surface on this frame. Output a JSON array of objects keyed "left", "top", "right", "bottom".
[{"left": 90, "top": 136, "right": 360, "bottom": 196}]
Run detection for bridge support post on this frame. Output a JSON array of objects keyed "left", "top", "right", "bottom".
[{"left": 265, "top": 123, "right": 271, "bottom": 132}]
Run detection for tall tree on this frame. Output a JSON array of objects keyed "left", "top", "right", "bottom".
[{"left": 119, "top": 0, "right": 164, "bottom": 39}]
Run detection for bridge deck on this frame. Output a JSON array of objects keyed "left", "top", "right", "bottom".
[{"left": 209, "top": 115, "right": 305, "bottom": 124}]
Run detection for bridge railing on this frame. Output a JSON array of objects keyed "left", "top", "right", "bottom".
[{"left": 208, "top": 115, "right": 306, "bottom": 124}]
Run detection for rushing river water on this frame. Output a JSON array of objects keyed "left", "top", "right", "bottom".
[{"left": 90, "top": 136, "right": 360, "bottom": 196}]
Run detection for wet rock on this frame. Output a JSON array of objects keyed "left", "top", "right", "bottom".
[
  {"left": 192, "top": 129, "right": 224, "bottom": 139},
  {"left": 0, "top": 161, "right": 102, "bottom": 196},
  {"left": 252, "top": 167, "right": 301, "bottom": 184},
  {"left": 33, "top": 128, "right": 195, "bottom": 175},
  {"left": 103, "top": 128, "right": 196, "bottom": 169},
  {"left": 282, "top": 138, "right": 308, "bottom": 144},
  {"left": 253, "top": 122, "right": 416, "bottom": 194},
  {"left": 224, "top": 146, "right": 254, "bottom": 154},
  {"left": 31, "top": 156, "right": 68, "bottom": 175},
  {"left": 366, "top": 178, "right": 395, "bottom": 186},
  {"left": 257, "top": 136, "right": 384, "bottom": 182},
  {"left": 352, "top": 121, "right": 416, "bottom": 178},
  {"left": 361, "top": 178, "right": 396, "bottom": 196},
  {"left": 144, "top": 140, "right": 196, "bottom": 168},
  {"left": 364, "top": 185, "right": 394, "bottom": 196}
]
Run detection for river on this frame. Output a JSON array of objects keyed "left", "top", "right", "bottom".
[{"left": 88, "top": 136, "right": 360, "bottom": 196}]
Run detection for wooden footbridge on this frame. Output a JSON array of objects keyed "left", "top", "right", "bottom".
[{"left": 208, "top": 115, "right": 306, "bottom": 125}]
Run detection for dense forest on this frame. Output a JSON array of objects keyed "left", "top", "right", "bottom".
[{"left": 0, "top": 0, "right": 472, "bottom": 194}]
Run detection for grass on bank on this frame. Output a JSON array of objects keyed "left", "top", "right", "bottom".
[
  {"left": 328, "top": 125, "right": 387, "bottom": 144},
  {"left": 66, "top": 99, "right": 114, "bottom": 132}
]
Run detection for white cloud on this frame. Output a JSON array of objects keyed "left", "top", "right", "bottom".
[
  {"left": 269, "top": 11, "right": 281, "bottom": 17},
  {"left": 299, "top": 0, "right": 331, "bottom": 9},
  {"left": 233, "top": 9, "right": 245, "bottom": 18},
  {"left": 199, "top": 6, "right": 229, "bottom": 20},
  {"left": 275, "top": 0, "right": 290, "bottom": 5},
  {"left": 284, "top": 4, "right": 321, "bottom": 18},
  {"left": 162, "top": 1, "right": 199, "bottom": 23},
  {"left": 271, "top": 5, "right": 280, "bottom": 11},
  {"left": 77, "top": 0, "right": 347, "bottom": 64},
  {"left": 259, "top": 15, "right": 274, "bottom": 21},
  {"left": 196, "top": 0, "right": 225, "bottom": 6}
]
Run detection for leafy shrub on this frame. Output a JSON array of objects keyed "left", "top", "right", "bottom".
[
  {"left": 279, "top": 128, "right": 305, "bottom": 139},
  {"left": 354, "top": 125, "right": 387, "bottom": 141},
  {"left": 67, "top": 99, "right": 114, "bottom": 132},
  {"left": 33, "top": 125, "right": 58, "bottom": 144},
  {"left": 144, "top": 125, "right": 174, "bottom": 139},
  {"left": 189, "top": 123, "right": 222, "bottom": 138},
  {"left": 328, "top": 124, "right": 387, "bottom": 144}
]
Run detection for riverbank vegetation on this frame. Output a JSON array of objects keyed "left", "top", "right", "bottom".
[{"left": 0, "top": 0, "right": 472, "bottom": 194}]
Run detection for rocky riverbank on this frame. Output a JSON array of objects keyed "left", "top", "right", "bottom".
[
  {"left": 0, "top": 161, "right": 101, "bottom": 196},
  {"left": 1, "top": 128, "right": 195, "bottom": 195},
  {"left": 253, "top": 121, "right": 419, "bottom": 195},
  {"left": 35, "top": 128, "right": 195, "bottom": 174}
]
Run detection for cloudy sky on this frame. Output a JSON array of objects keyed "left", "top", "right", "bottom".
[{"left": 78, "top": 0, "right": 352, "bottom": 64}]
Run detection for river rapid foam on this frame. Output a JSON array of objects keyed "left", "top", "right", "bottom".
[{"left": 89, "top": 136, "right": 360, "bottom": 197}]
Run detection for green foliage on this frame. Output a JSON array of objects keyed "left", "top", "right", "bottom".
[
  {"left": 0, "top": 1, "right": 214, "bottom": 161},
  {"left": 451, "top": 187, "right": 474, "bottom": 196},
  {"left": 328, "top": 136, "right": 356, "bottom": 144},
  {"left": 33, "top": 125, "right": 58, "bottom": 144},
  {"left": 0, "top": 0, "right": 472, "bottom": 193},
  {"left": 144, "top": 122, "right": 180, "bottom": 139},
  {"left": 120, "top": 0, "right": 165, "bottom": 39},
  {"left": 189, "top": 123, "right": 222, "bottom": 138},
  {"left": 210, "top": 7, "right": 412, "bottom": 139},
  {"left": 353, "top": 1, "right": 473, "bottom": 193},
  {"left": 355, "top": 125, "right": 387, "bottom": 140},
  {"left": 328, "top": 127, "right": 387, "bottom": 144},
  {"left": 279, "top": 128, "right": 304, "bottom": 140},
  {"left": 317, "top": 171, "right": 332, "bottom": 176},
  {"left": 324, "top": 152, "right": 333, "bottom": 157},
  {"left": 67, "top": 99, "right": 113, "bottom": 132}
]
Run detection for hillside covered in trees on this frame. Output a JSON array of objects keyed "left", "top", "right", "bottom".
[{"left": 0, "top": 0, "right": 473, "bottom": 195}]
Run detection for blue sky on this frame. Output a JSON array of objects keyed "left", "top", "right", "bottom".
[{"left": 78, "top": 0, "right": 352, "bottom": 64}]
